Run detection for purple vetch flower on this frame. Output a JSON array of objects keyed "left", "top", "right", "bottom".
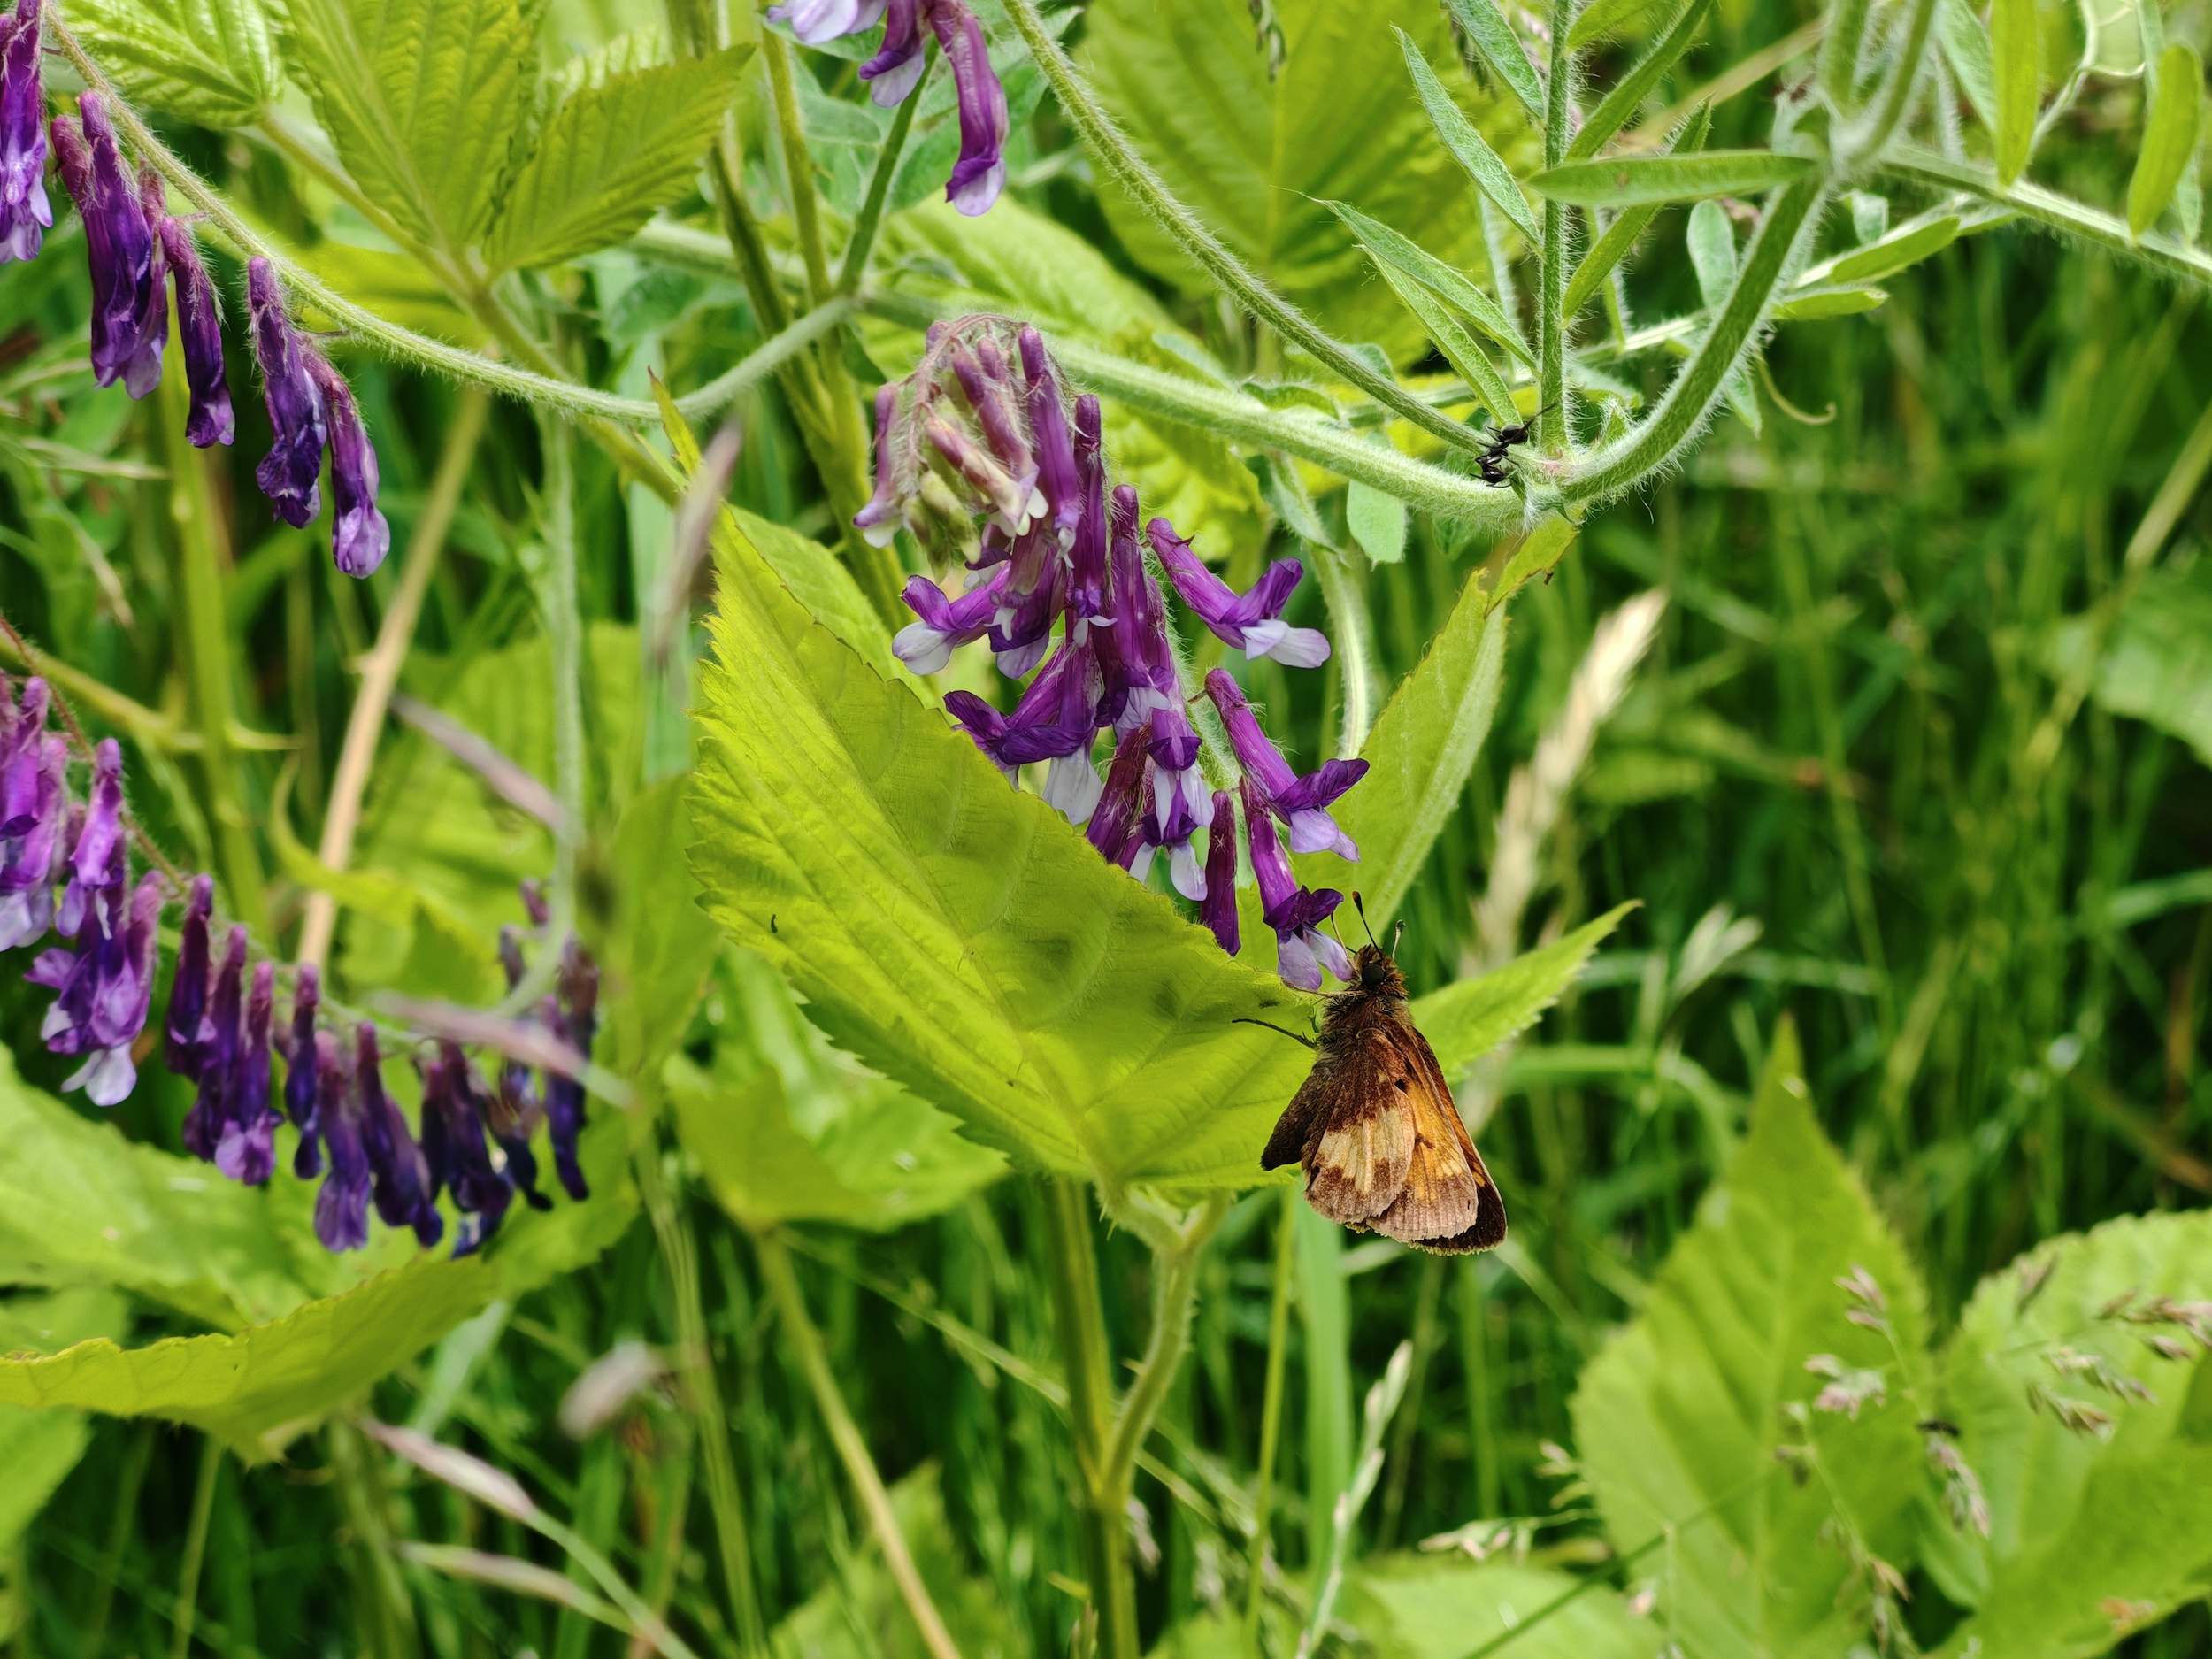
[
  {"left": 859, "top": 0, "right": 926, "bottom": 105},
  {"left": 132, "top": 164, "right": 170, "bottom": 387},
  {"left": 892, "top": 565, "right": 1006, "bottom": 674},
  {"left": 0, "top": 0, "right": 51, "bottom": 264},
  {"left": 1199, "top": 791, "right": 1240, "bottom": 956},
  {"left": 419, "top": 1044, "right": 514, "bottom": 1256},
  {"left": 1149, "top": 522, "right": 1331, "bottom": 669},
  {"left": 855, "top": 385, "right": 907, "bottom": 548},
  {"left": 1065, "top": 396, "right": 1109, "bottom": 637},
  {"left": 1133, "top": 772, "right": 1210, "bottom": 900},
  {"left": 311, "top": 1032, "right": 370, "bottom": 1251},
  {"left": 769, "top": 0, "right": 887, "bottom": 43},
  {"left": 0, "top": 674, "right": 51, "bottom": 833},
  {"left": 944, "top": 641, "right": 1105, "bottom": 819},
  {"left": 986, "top": 543, "right": 1064, "bottom": 677},
  {"left": 28, "top": 869, "right": 162, "bottom": 1103},
  {"left": 180, "top": 922, "right": 246, "bottom": 1161},
  {"left": 926, "top": 414, "right": 1040, "bottom": 539},
  {"left": 217, "top": 962, "right": 279, "bottom": 1185},
  {"left": 1243, "top": 780, "right": 1350, "bottom": 992},
  {"left": 1203, "top": 670, "right": 1367, "bottom": 859},
  {"left": 283, "top": 962, "right": 322, "bottom": 1176},
  {"left": 357, "top": 1024, "right": 442, "bottom": 1248},
  {"left": 949, "top": 338, "right": 1035, "bottom": 511},
  {"left": 159, "top": 219, "right": 235, "bottom": 448},
  {"left": 56, "top": 738, "right": 123, "bottom": 940},
  {"left": 164, "top": 873, "right": 216, "bottom": 1077},
  {"left": 305, "top": 352, "right": 388, "bottom": 577},
  {"left": 1086, "top": 723, "right": 1149, "bottom": 870},
  {"left": 1019, "top": 328, "right": 1083, "bottom": 552},
  {"left": 929, "top": 0, "right": 1006, "bottom": 216},
  {"left": 53, "top": 96, "right": 164, "bottom": 397},
  {"left": 246, "top": 257, "right": 326, "bottom": 531},
  {"left": 546, "top": 939, "right": 598, "bottom": 1202},
  {"left": 0, "top": 682, "right": 65, "bottom": 951},
  {"left": 493, "top": 924, "right": 554, "bottom": 1212}
]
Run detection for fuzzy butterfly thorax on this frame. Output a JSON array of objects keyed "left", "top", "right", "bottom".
[{"left": 1259, "top": 942, "right": 1507, "bottom": 1256}]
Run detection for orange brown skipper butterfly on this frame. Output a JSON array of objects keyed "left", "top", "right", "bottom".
[{"left": 1246, "top": 898, "right": 1507, "bottom": 1255}]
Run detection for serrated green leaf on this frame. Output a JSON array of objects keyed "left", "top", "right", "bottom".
[
  {"left": 1302, "top": 561, "right": 1517, "bottom": 927},
  {"left": 1413, "top": 906, "right": 1634, "bottom": 1075},
  {"left": 1348, "top": 474, "right": 1409, "bottom": 565},
  {"left": 0, "top": 1290, "right": 128, "bottom": 1557},
  {"left": 485, "top": 48, "right": 749, "bottom": 269},
  {"left": 281, "top": 0, "right": 534, "bottom": 249},
  {"left": 1566, "top": 0, "right": 1677, "bottom": 49},
  {"left": 1442, "top": 0, "right": 1545, "bottom": 125},
  {"left": 685, "top": 483, "right": 1313, "bottom": 1195},
  {"left": 1824, "top": 214, "right": 1961, "bottom": 282},
  {"left": 1397, "top": 28, "right": 1540, "bottom": 244},
  {"left": 1325, "top": 201, "right": 1532, "bottom": 370},
  {"left": 1344, "top": 1555, "right": 1659, "bottom": 1659},
  {"left": 1992, "top": 0, "right": 2041, "bottom": 184},
  {"left": 861, "top": 196, "right": 1265, "bottom": 557},
  {"left": 1571, "top": 1022, "right": 1932, "bottom": 1659},
  {"left": 1770, "top": 284, "right": 1887, "bottom": 320},
  {"left": 1364, "top": 260, "right": 1519, "bottom": 429},
  {"left": 62, "top": 0, "right": 280, "bottom": 126},
  {"left": 1924, "top": 1211, "right": 2212, "bottom": 1653},
  {"left": 1938, "top": 0, "right": 2001, "bottom": 130},
  {"left": 596, "top": 776, "right": 724, "bottom": 1088},
  {"left": 1531, "top": 150, "right": 1812, "bottom": 206},
  {"left": 2129, "top": 44, "right": 2203, "bottom": 236},
  {"left": 1566, "top": 0, "right": 1714, "bottom": 161},
  {"left": 1563, "top": 104, "right": 1711, "bottom": 318},
  {"left": 1079, "top": 0, "right": 1493, "bottom": 357}
]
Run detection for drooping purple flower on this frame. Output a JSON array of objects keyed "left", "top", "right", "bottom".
[
  {"left": 164, "top": 873, "right": 216, "bottom": 1077},
  {"left": 311, "top": 1033, "right": 370, "bottom": 1251},
  {"left": 216, "top": 961, "right": 279, "bottom": 1185},
  {"left": 1199, "top": 791, "right": 1240, "bottom": 956},
  {"left": 950, "top": 339, "right": 1035, "bottom": 509},
  {"left": 1203, "top": 670, "right": 1366, "bottom": 859},
  {"left": 132, "top": 165, "right": 170, "bottom": 387},
  {"left": 53, "top": 97, "right": 163, "bottom": 397},
  {"left": 929, "top": 0, "right": 1006, "bottom": 216},
  {"left": 1095, "top": 486, "right": 1175, "bottom": 734},
  {"left": 1018, "top": 328, "right": 1083, "bottom": 551},
  {"left": 0, "top": 0, "right": 51, "bottom": 265},
  {"left": 181, "top": 924, "right": 246, "bottom": 1160},
  {"left": 892, "top": 565, "right": 1007, "bottom": 674},
  {"left": 159, "top": 219, "right": 236, "bottom": 448},
  {"left": 356, "top": 1023, "right": 442, "bottom": 1248},
  {"left": 0, "top": 675, "right": 51, "bottom": 834},
  {"left": 306, "top": 352, "right": 389, "bottom": 577},
  {"left": 56, "top": 737, "right": 123, "bottom": 940},
  {"left": 1243, "top": 780, "right": 1350, "bottom": 992},
  {"left": 769, "top": 0, "right": 886, "bottom": 44},
  {"left": 284, "top": 962, "right": 322, "bottom": 1176},
  {"left": 855, "top": 386, "right": 907, "bottom": 548},
  {"left": 926, "top": 415, "right": 1038, "bottom": 538},
  {"left": 29, "top": 869, "right": 162, "bottom": 1103},
  {"left": 492, "top": 923, "right": 554, "bottom": 1212},
  {"left": 0, "top": 683, "right": 64, "bottom": 952},
  {"left": 859, "top": 0, "right": 926, "bottom": 105},
  {"left": 546, "top": 941, "right": 597, "bottom": 1203},
  {"left": 1133, "top": 766, "right": 1210, "bottom": 900},
  {"left": 1065, "top": 396, "right": 1109, "bottom": 637},
  {"left": 986, "top": 538, "right": 1064, "bottom": 677},
  {"left": 246, "top": 257, "right": 326, "bottom": 530},
  {"left": 1086, "top": 723, "right": 1149, "bottom": 869},
  {"left": 419, "top": 1044, "right": 514, "bottom": 1256},
  {"left": 1149, "top": 522, "right": 1331, "bottom": 669}
]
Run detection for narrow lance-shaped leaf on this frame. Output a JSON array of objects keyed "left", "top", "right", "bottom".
[
  {"left": 1568, "top": 0, "right": 1676, "bottom": 48},
  {"left": 1368, "top": 258, "right": 1520, "bottom": 427},
  {"left": 1396, "top": 27, "right": 1540, "bottom": 242},
  {"left": 1937, "top": 0, "right": 2001, "bottom": 132},
  {"left": 1412, "top": 905, "right": 1636, "bottom": 1073},
  {"left": 1442, "top": 0, "right": 1546, "bottom": 125},
  {"left": 1686, "top": 202, "right": 1761, "bottom": 434},
  {"left": 1531, "top": 150, "right": 1813, "bottom": 207},
  {"left": 2128, "top": 43, "right": 2203, "bottom": 237},
  {"left": 1821, "top": 212, "right": 1961, "bottom": 283},
  {"left": 1325, "top": 199, "right": 1533, "bottom": 367},
  {"left": 1991, "top": 0, "right": 2041, "bottom": 184},
  {"left": 1567, "top": 0, "right": 1716, "bottom": 161},
  {"left": 1563, "top": 103, "right": 1711, "bottom": 318}
]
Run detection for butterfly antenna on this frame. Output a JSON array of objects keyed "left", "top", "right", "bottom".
[
  {"left": 1352, "top": 891, "right": 1379, "bottom": 949},
  {"left": 1233, "top": 1017, "right": 1317, "bottom": 1050},
  {"left": 1391, "top": 919, "right": 1405, "bottom": 959}
]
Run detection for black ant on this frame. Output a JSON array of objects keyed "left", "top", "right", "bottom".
[{"left": 1478, "top": 399, "right": 1558, "bottom": 486}]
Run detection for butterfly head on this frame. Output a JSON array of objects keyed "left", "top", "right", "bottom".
[{"left": 1350, "top": 944, "right": 1406, "bottom": 997}]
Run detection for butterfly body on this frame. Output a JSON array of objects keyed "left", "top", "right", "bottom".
[{"left": 1259, "top": 943, "right": 1507, "bottom": 1255}]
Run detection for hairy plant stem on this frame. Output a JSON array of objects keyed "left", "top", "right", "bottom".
[
  {"left": 634, "top": 1144, "right": 770, "bottom": 1659},
  {"left": 1537, "top": 0, "right": 1574, "bottom": 453},
  {"left": 169, "top": 1435, "right": 220, "bottom": 1659},
  {"left": 764, "top": 33, "right": 833, "bottom": 307},
  {"left": 1240, "top": 1187, "right": 1298, "bottom": 1659},
  {"left": 540, "top": 417, "right": 588, "bottom": 923},
  {"left": 840, "top": 85, "right": 924, "bottom": 293},
  {"left": 1307, "top": 541, "right": 1379, "bottom": 759},
  {"left": 159, "top": 338, "right": 266, "bottom": 933},
  {"left": 1832, "top": 0, "right": 1942, "bottom": 174},
  {"left": 754, "top": 1229, "right": 966, "bottom": 1659},
  {"left": 296, "top": 387, "right": 491, "bottom": 968},
  {"left": 997, "top": 0, "right": 1483, "bottom": 458}
]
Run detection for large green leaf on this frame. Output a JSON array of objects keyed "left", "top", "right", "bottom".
[
  {"left": 63, "top": 0, "right": 280, "bottom": 126},
  {"left": 686, "top": 493, "right": 1315, "bottom": 1197},
  {"left": 1413, "top": 905, "right": 1635, "bottom": 1075},
  {"left": 1077, "top": 0, "right": 1494, "bottom": 357},
  {"left": 2048, "top": 563, "right": 2212, "bottom": 766},
  {"left": 485, "top": 48, "right": 749, "bottom": 270},
  {"left": 862, "top": 197, "right": 1265, "bottom": 557},
  {"left": 2129, "top": 44, "right": 2206, "bottom": 238},
  {"left": 280, "top": 0, "right": 534, "bottom": 249},
  {"left": 0, "top": 1289, "right": 129, "bottom": 1557},
  {"left": 595, "top": 776, "right": 725, "bottom": 1088},
  {"left": 1924, "top": 1210, "right": 2212, "bottom": 1655},
  {"left": 1344, "top": 1555, "right": 1663, "bottom": 1659},
  {"left": 1571, "top": 1022, "right": 1932, "bottom": 1659},
  {"left": 1303, "top": 557, "right": 1523, "bottom": 927}
]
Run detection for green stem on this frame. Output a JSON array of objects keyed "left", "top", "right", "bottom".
[
  {"left": 1306, "top": 541, "right": 1379, "bottom": 758},
  {"left": 754, "top": 1230, "right": 966, "bottom": 1659},
  {"left": 997, "top": 0, "right": 1484, "bottom": 457},
  {"left": 330, "top": 1420, "right": 422, "bottom": 1659},
  {"left": 1538, "top": 0, "right": 1574, "bottom": 452},
  {"left": 1240, "top": 1187, "right": 1297, "bottom": 1659},
  {"left": 1041, "top": 1178, "right": 1130, "bottom": 1659},
  {"left": 634, "top": 1145, "right": 769, "bottom": 1659},
  {"left": 85, "top": 1421, "right": 156, "bottom": 1656},
  {"left": 169, "top": 1436, "right": 221, "bottom": 1659},
  {"left": 1835, "top": 0, "right": 1942, "bottom": 173},
  {"left": 763, "top": 32, "right": 834, "bottom": 306},
  {"left": 839, "top": 85, "right": 924, "bottom": 293},
  {"left": 1098, "top": 1195, "right": 1230, "bottom": 1498},
  {"left": 160, "top": 341, "right": 265, "bottom": 933},
  {"left": 538, "top": 416, "right": 588, "bottom": 919}
]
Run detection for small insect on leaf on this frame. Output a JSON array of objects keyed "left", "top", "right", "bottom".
[{"left": 2128, "top": 43, "right": 2204, "bottom": 236}]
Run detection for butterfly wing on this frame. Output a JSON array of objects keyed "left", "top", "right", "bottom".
[
  {"left": 1294, "top": 1025, "right": 1417, "bottom": 1230},
  {"left": 1371, "top": 1022, "right": 1507, "bottom": 1254}
]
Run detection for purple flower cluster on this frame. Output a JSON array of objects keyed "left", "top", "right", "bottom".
[
  {"left": 862, "top": 316, "right": 1369, "bottom": 991},
  {"left": 3, "top": 678, "right": 593, "bottom": 1255},
  {"left": 767, "top": 0, "right": 1007, "bottom": 216},
  {"left": 26, "top": 67, "right": 385, "bottom": 576}
]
